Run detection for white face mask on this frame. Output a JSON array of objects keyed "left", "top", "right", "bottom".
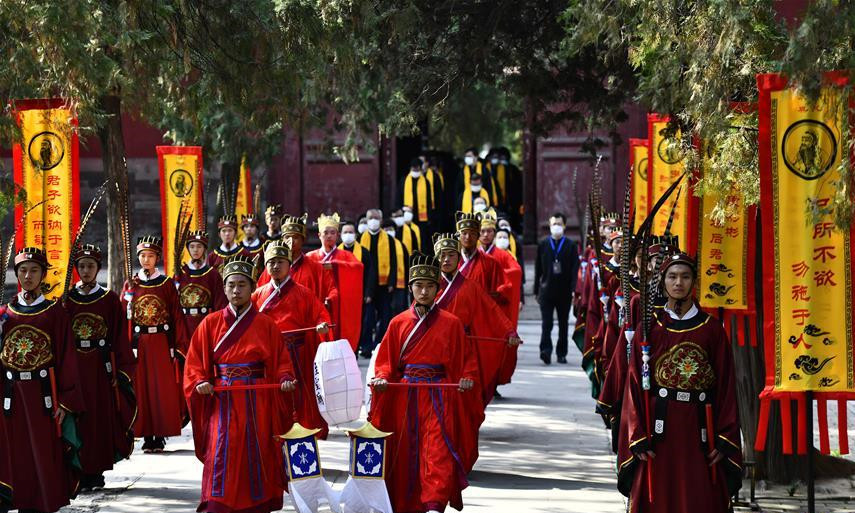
[
  {"left": 367, "top": 219, "right": 380, "bottom": 232},
  {"left": 385, "top": 229, "right": 396, "bottom": 237},
  {"left": 357, "top": 223, "right": 367, "bottom": 234},
  {"left": 474, "top": 202, "right": 487, "bottom": 212},
  {"left": 341, "top": 233, "right": 356, "bottom": 245},
  {"left": 550, "top": 224, "right": 565, "bottom": 238},
  {"left": 470, "top": 184, "right": 482, "bottom": 193},
  {"left": 393, "top": 217, "right": 405, "bottom": 227},
  {"left": 499, "top": 158, "right": 508, "bottom": 165},
  {"left": 490, "top": 158, "right": 499, "bottom": 165},
  {"left": 410, "top": 169, "right": 421, "bottom": 178},
  {"left": 496, "top": 237, "right": 510, "bottom": 250},
  {"left": 464, "top": 156, "right": 476, "bottom": 166},
  {"left": 403, "top": 211, "right": 414, "bottom": 223}
]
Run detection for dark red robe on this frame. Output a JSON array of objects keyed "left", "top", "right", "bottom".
[
  {"left": 572, "top": 245, "right": 595, "bottom": 352},
  {"left": 582, "top": 257, "right": 616, "bottom": 396},
  {"left": 0, "top": 297, "right": 84, "bottom": 511},
  {"left": 482, "top": 245, "right": 522, "bottom": 385},
  {"left": 370, "top": 305, "right": 474, "bottom": 513},
  {"left": 206, "top": 245, "right": 249, "bottom": 276},
  {"left": 252, "top": 278, "right": 331, "bottom": 439},
  {"left": 122, "top": 273, "right": 189, "bottom": 438},
  {"left": 66, "top": 285, "right": 137, "bottom": 475},
  {"left": 618, "top": 308, "right": 742, "bottom": 512},
  {"left": 307, "top": 247, "right": 364, "bottom": 351},
  {"left": 176, "top": 264, "right": 228, "bottom": 335},
  {"left": 184, "top": 304, "right": 294, "bottom": 513}
]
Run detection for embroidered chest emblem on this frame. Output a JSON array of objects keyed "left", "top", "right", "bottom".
[
  {"left": 179, "top": 283, "right": 211, "bottom": 308},
  {"left": 134, "top": 294, "right": 168, "bottom": 325},
  {"left": 655, "top": 341, "right": 716, "bottom": 391},
  {"left": 72, "top": 312, "right": 108, "bottom": 341},
  {"left": 1, "top": 325, "right": 53, "bottom": 371}
]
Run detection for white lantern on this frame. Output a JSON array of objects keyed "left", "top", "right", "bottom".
[{"left": 314, "top": 339, "right": 364, "bottom": 426}]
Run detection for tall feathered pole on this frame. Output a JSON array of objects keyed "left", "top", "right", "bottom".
[
  {"left": 61, "top": 181, "right": 109, "bottom": 303},
  {"left": 663, "top": 183, "right": 685, "bottom": 238},
  {"left": 172, "top": 202, "right": 194, "bottom": 278},
  {"left": 619, "top": 163, "right": 634, "bottom": 328}
]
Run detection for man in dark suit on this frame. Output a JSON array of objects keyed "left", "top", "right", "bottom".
[{"left": 534, "top": 212, "right": 580, "bottom": 364}]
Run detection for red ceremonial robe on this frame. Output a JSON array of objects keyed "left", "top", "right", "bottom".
[
  {"left": 122, "top": 272, "right": 189, "bottom": 437},
  {"left": 618, "top": 307, "right": 742, "bottom": 512},
  {"left": 185, "top": 304, "right": 294, "bottom": 513},
  {"left": 66, "top": 284, "right": 137, "bottom": 475},
  {"left": 207, "top": 245, "right": 249, "bottom": 276},
  {"left": 252, "top": 278, "right": 331, "bottom": 439},
  {"left": 370, "top": 305, "right": 473, "bottom": 513},
  {"left": 591, "top": 261, "right": 621, "bottom": 372},
  {"left": 257, "top": 254, "right": 336, "bottom": 305},
  {"left": 307, "top": 246, "right": 364, "bottom": 351},
  {"left": 482, "top": 245, "right": 522, "bottom": 385},
  {"left": 177, "top": 264, "right": 229, "bottom": 335},
  {"left": 0, "top": 296, "right": 84, "bottom": 511},
  {"left": 458, "top": 248, "right": 510, "bottom": 307},
  {"left": 572, "top": 246, "right": 595, "bottom": 352},
  {"left": 0, "top": 416, "right": 10, "bottom": 510},
  {"left": 582, "top": 256, "right": 615, "bottom": 393},
  {"left": 438, "top": 271, "right": 516, "bottom": 405}
]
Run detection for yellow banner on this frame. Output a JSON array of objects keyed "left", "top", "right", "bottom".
[
  {"left": 769, "top": 84, "right": 851, "bottom": 391},
  {"left": 236, "top": 158, "right": 252, "bottom": 238},
  {"left": 696, "top": 169, "right": 750, "bottom": 310},
  {"left": 648, "top": 116, "right": 689, "bottom": 243},
  {"left": 630, "top": 140, "right": 649, "bottom": 227},
  {"left": 157, "top": 146, "right": 204, "bottom": 275},
  {"left": 14, "top": 101, "right": 79, "bottom": 299}
]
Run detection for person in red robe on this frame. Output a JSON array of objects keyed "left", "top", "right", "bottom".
[
  {"left": 122, "top": 235, "right": 189, "bottom": 453},
  {"left": 257, "top": 214, "right": 336, "bottom": 307},
  {"left": 618, "top": 253, "right": 742, "bottom": 512},
  {"left": 251, "top": 239, "right": 332, "bottom": 439},
  {"left": 455, "top": 211, "right": 509, "bottom": 307},
  {"left": 177, "top": 230, "right": 228, "bottom": 336},
  {"left": 307, "top": 212, "right": 364, "bottom": 352},
  {"left": 240, "top": 214, "right": 265, "bottom": 268},
  {"left": 435, "top": 232, "right": 519, "bottom": 402},
  {"left": 478, "top": 210, "right": 523, "bottom": 387},
  {"left": 572, "top": 241, "right": 595, "bottom": 353},
  {"left": 65, "top": 244, "right": 137, "bottom": 492},
  {"left": 370, "top": 253, "right": 475, "bottom": 513},
  {"left": 0, "top": 247, "right": 84, "bottom": 512},
  {"left": 185, "top": 254, "right": 296, "bottom": 513},
  {"left": 207, "top": 216, "right": 248, "bottom": 275},
  {"left": 588, "top": 231, "right": 623, "bottom": 388}
]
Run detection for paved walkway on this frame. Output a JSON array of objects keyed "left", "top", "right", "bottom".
[{"left": 60, "top": 317, "right": 625, "bottom": 513}]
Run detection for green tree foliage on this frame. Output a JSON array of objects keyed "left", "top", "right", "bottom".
[{"left": 563, "top": 0, "right": 855, "bottom": 226}]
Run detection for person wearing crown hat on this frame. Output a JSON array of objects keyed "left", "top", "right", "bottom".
[
  {"left": 184, "top": 253, "right": 295, "bottom": 513},
  {"left": 0, "top": 247, "right": 84, "bottom": 512},
  {"left": 65, "top": 244, "right": 136, "bottom": 492},
  {"left": 370, "top": 253, "right": 475, "bottom": 513},
  {"left": 263, "top": 203, "right": 284, "bottom": 243},
  {"left": 618, "top": 252, "right": 742, "bottom": 512},
  {"left": 121, "top": 235, "right": 189, "bottom": 453},
  {"left": 307, "top": 213, "right": 364, "bottom": 352},
  {"left": 257, "top": 213, "right": 336, "bottom": 308},
  {"left": 583, "top": 229, "right": 624, "bottom": 397},
  {"left": 251, "top": 239, "right": 332, "bottom": 439},
  {"left": 206, "top": 215, "right": 249, "bottom": 275},
  {"left": 240, "top": 213, "right": 265, "bottom": 263},
  {"left": 176, "top": 230, "right": 228, "bottom": 336},
  {"left": 432, "top": 231, "right": 520, "bottom": 460},
  {"left": 456, "top": 211, "right": 509, "bottom": 310},
  {"left": 534, "top": 212, "right": 581, "bottom": 366},
  {"left": 358, "top": 208, "right": 407, "bottom": 358}
]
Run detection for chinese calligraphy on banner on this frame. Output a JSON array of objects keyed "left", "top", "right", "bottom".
[
  {"left": 647, "top": 114, "right": 690, "bottom": 243},
  {"left": 236, "top": 157, "right": 252, "bottom": 238},
  {"left": 12, "top": 99, "right": 80, "bottom": 299},
  {"left": 629, "top": 138, "right": 649, "bottom": 228},
  {"left": 157, "top": 146, "right": 205, "bottom": 274}
]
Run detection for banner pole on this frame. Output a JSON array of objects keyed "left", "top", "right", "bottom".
[{"left": 806, "top": 390, "right": 815, "bottom": 513}]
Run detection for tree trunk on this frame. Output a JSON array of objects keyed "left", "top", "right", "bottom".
[{"left": 97, "top": 94, "right": 131, "bottom": 293}]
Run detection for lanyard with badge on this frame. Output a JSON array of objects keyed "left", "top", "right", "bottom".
[{"left": 550, "top": 236, "right": 565, "bottom": 274}]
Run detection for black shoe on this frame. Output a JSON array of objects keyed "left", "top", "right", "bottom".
[
  {"left": 493, "top": 390, "right": 503, "bottom": 399},
  {"left": 540, "top": 352, "right": 551, "bottom": 365},
  {"left": 141, "top": 437, "right": 155, "bottom": 453},
  {"left": 557, "top": 356, "right": 568, "bottom": 364},
  {"left": 91, "top": 473, "right": 105, "bottom": 489},
  {"left": 153, "top": 436, "right": 166, "bottom": 452}
]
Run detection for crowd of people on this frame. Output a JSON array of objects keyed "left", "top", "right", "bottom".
[
  {"left": 0, "top": 148, "right": 528, "bottom": 513},
  {"left": 570, "top": 205, "right": 744, "bottom": 513}
]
